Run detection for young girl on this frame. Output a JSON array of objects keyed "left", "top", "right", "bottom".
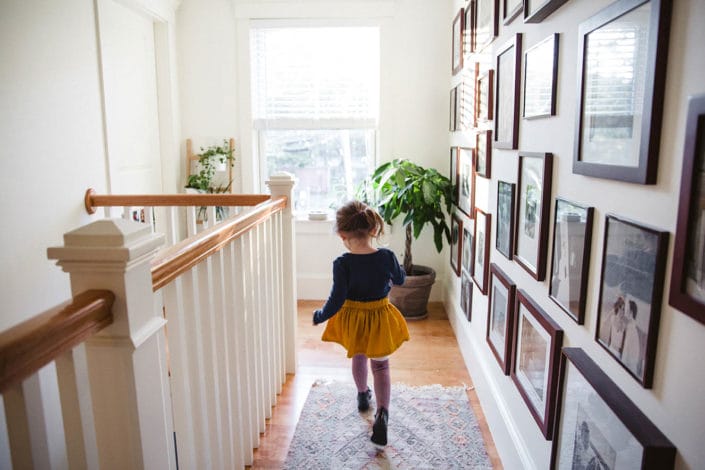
[{"left": 313, "top": 200, "right": 410, "bottom": 446}]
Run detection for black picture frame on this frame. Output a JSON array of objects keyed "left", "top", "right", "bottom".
[
  {"left": 472, "top": 208, "right": 492, "bottom": 294},
  {"left": 475, "top": 0, "right": 499, "bottom": 53},
  {"left": 494, "top": 33, "right": 522, "bottom": 150},
  {"left": 548, "top": 198, "right": 594, "bottom": 325},
  {"left": 551, "top": 348, "right": 676, "bottom": 469},
  {"left": 450, "top": 147, "right": 459, "bottom": 207},
  {"left": 511, "top": 289, "right": 563, "bottom": 439},
  {"left": 496, "top": 181, "right": 516, "bottom": 260},
  {"left": 461, "top": 270, "right": 474, "bottom": 321},
  {"left": 572, "top": 0, "right": 672, "bottom": 184},
  {"left": 476, "top": 129, "right": 492, "bottom": 178},
  {"left": 487, "top": 263, "right": 516, "bottom": 375},
  {"left": 504, "top": 0, "right": 523, "bottom": 24},
  {"left": 477, "top": 69, "right": 494, "bottom": 124},
  {"left": 450, "top": 87, "right": 457, "bottom": 132},
  {"left": 458, "top": 147, "right": 475, "bottom": 218},
  {"left": 524, "top": 0, "right": 570, "bottom": 23},
  {"left": 514, "top": 152, "right": 553, "bottom": 281},
  {"left": 452, "top": 7, "right": 465, "bottom": 76},
  {"left": 523, "top": 33, "right": 559, "bottom": 120},
  {"left": 669, "top": 94, "right": 705, "bottom": 325},
  {"left": 594, "top": 214, "right": 669, "bottom": 388},
  {"left": 451, "top": 213, "right": 463, "bottom": 277}
]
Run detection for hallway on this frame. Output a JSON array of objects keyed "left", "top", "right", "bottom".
[{"left": 248, "top": 300, "right": 502, "bottom": 468}]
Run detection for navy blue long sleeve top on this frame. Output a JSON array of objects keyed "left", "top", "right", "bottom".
[{"left": 313, "top": 248, "right": 406, "bottom": 324}]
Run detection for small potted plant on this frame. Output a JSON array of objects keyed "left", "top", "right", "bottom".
[
  {"left": 185, "top": 140, "right": 236, "bottom": 221},
  {"left": 357, "top": 158, "right": 454, "bottom": 319}
]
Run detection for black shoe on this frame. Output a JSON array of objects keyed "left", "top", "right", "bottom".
[
  {"left": 357, "top": 388, "right": 372, "bottom": 412},
  {"left": 371, "top": 407, "right": 388, "bottom": 446}
]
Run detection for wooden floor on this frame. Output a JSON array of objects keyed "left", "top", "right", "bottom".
[{"left": 247, "top": 300, "right": 502, "bottom": 469}]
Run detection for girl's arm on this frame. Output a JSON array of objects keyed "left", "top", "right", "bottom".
[
  {"left": 389, "top": 251, "right": 406, "bottom": 286},
  {"left": 313, "top": 259, "right": 348, "bottom": 325}
]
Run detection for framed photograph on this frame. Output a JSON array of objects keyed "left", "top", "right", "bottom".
[
  {"left": 551, "top": 348, "right": 676, "bottom": 469},
  {"left": 450, "top": 213, "right": 463, "bottom": 277},
  {"left": 476, "top": 129, "right": 492, "bottom": 178},
  {"left": 549, "top": 198, "right": 594, "bottom": 324},
  {"left": 595, "top": 214, "right": 669, "bottom": 387},
  {"left": 494, "top": 33, "right": 522, "bottom": 150},
  {"left": 511, "top": 289, "right": 563, "bottom": 439},
  {"left": 452, "top": 8, "right": 464, "bottom": 76},
  {"left": 496, "top": 181, "right": 516, "bottom": 260},
  {"left": 477, "top": 70, "right": 494, "bottom": 124},
  {"left": 462, "top": 225, "right": 475, "bottom": 275},
  {"left": 524, "top": 0, "right": 569, "bottom": 23},
  {"left": 457, "top": 147, "right": 475, "bottom": 218},
  {"left": 487, "top": 263, "right": 516, "bottom": 375},
  {"left": 475, "top": 0, "right": 498, "bottom": 52},
  {"left": 523, "top": 34, "right": 559, "bottom": 120},
  {"left": 462, "top": 62, "right": 479, "bottom": 130},
  {"left": 472, "top": 208, "right": 492, "bottom": 294},
  {"left": 573, "top": 0, "right": 672, "bottom": 184},
  {"left": 449, "top": 86, "right": 457, "bottom": 131},
  {"left": 669, "top": 94, "right": 705, "bottom": 325},
  {"left": 514, "top": 152, "right": 553, "bottom": 281},
  {"left": 450, "top": 147, "right": 459, "bottom": 206},
  {"left": 464, "top": 1, "right": 476, "bottom": 55},
  {"left": 461, "top": 270, "right": 474, "bottom": 321},
  {"left": 504, "top": 0, "right": 523, "bottom": 24}
]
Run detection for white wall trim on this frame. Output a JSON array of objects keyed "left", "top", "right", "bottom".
[{"left": 233, "top": 1, "right": 395, "bottom": 19}]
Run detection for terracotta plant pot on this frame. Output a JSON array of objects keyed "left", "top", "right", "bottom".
[{"left": 389, "top": 265, "right": 436, "bottom": 320}]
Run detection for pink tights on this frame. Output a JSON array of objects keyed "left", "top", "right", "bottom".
[{"left": 352, "top": 354, "right": 390, "bottom": 410}]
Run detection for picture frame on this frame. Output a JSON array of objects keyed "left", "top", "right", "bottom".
[
  {"left": 450, "top": 147, "right": 459, "bottom": 206},
  {"left": 514, "top": 152, "right": 553, "bottom": 281},
  {"left": 472, "top": 208, "right": 492, "bottom": 294},
  {"left": 476, "top": 129, "right": 492, "bottom": 178},
  {"left": 461, "top": 270, "right": 474, "bottom": 321},
  {"left": 504, "top": 0, "right": 523, "bottom": 24},
  {"left": 523, "top": 33, "right": 559, "bottom": 120},
  {"left": 524, "top": 0, "right": 569, "bottom": 23},
  {"left": 669, "top": 94, "right": 705, "bottom": 325},
  {"left": 462, "top": 62, "right": 479, "bottom": 130},
  {"left": 477, "top": 70, "right": 494, "bottom": 124},
  {"left": 496, "top": 181, "right": 516, "bottom": 260},
  {"left": 475, "top": 0, "right": 498, "bottom": 52},
  {"left": 451, "top": 213, "right": 463, "bottom": 277},
  {"left": 551, "top": 348, "right": 676, "bottom": 469},
  {"left": 511, "top": 289, "right": 563, "bottom": 439},
  {"left": 494, "top": 33, "right": 522, "bottom": 150},
  {"left": 462, "top": 225, "right": 475, "bottom": 275},
  {"left": 487, "top": 263, "right": 516, "bottom": 375},
  {"left": 572, "top": 0, "right": 672, "bottom": 184},
  {"left": 449, "top": 86, "right": 457, "bottom": 132},
  {"left": 464, "top": 1, "right": 476, "bottom": 56},
  {"left": 548, "top": 198, "right": 594, "bottom": 324},
  {"left": 452, "top": 7, "right": 464, "bottom": 76},
  {"left": 595, "top": 214, "right": 669, "bottom": 388},
  {"left": 458, "top": 147, "right": 475, "bottom": 218}
]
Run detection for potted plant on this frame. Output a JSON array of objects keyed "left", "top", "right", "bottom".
[
  {"left": 185, "top": 139, "right": 236, "bottom": 222},
  {"left": 357, "top": 158, "right": 454, "bottom": 319}
]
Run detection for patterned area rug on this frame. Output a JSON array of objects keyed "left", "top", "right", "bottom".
[{"left": 283, "top": 380, "right": 493, "bottom": 469}]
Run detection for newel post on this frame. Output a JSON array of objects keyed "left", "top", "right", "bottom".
[
  {"left": 266, "top": 173, "right": 297, "bottom": 374},
  {"left": 47, "top": 219, "right": 175, "bottom": 470}
]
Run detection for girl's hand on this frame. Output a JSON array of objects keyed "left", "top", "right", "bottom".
[{"left": 312, "top": 309, "right": 323, "bottom": 325}]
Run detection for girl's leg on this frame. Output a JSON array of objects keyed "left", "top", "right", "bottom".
[
  {"left": 370, "top": 358, "right": 390, "bottom": 410},
  {"left": 351, "top": 354, "right": 369, "bottom": 392}
]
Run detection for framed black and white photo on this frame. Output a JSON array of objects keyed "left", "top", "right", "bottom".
[
  {"left": 523, "top": 34, "right": 559, "bottom": 120},
  {"left": 524, "top": 0, "right": 569, "bottom": 23},
  {"left": 669, "top": 94, "right": 705, "bottom": 325},
  {"left": 462, "top": 62, "right": 479, "bottom": 130},
  {"left": 450, "top": 87, "right": 457, "bottom": 131},
  {"left": 548, "top": 198, "right": 594, "bottom": 324},
  {"left": 595, "top": 214, "right": 668, "bottom": 388},
  {"left": 487, "top": 263, "right": 516, "bottom": 375},
  {"left": 476, "top": 129, "right": 492, "bottom": 178},
  {"left": 450, "top": 147, "right": 459, "bottom": 206},
  {"left": 458, "top": 147, "right": 475, "bottom": 218},
  {"left": 504, "top": 0, "right": 523, "bottom": 24},
  {"left": 551, "top": 348, "right": 676, "bottom": 469},
  {"left": 496, "top": 181, "right": 515, "bottom": 260},
  {"left": 473, "top": 208, "right": 492, "bottom": 295},
  {"left": 475, "top": 0, "right": 498, "bottom": 52},
  {"left": 514, "top": 152, "right": 553, "bottom": 281},
  {"left": 573, "top": 0, "right": 672, "bottom": 184},
  {"left": 452, "top": 8, "right": 464, "bottom": 76},
  {"left": 461, "top": 270, "right": 474, "bottom": 321},
  {"left": 462, "top": 225, "right": 475, "bottom": 275},
  {"left": 494, "top": 33, "right": 522, "bottom": 150},
  {"left": 451, "top": 213, "right": 463, "bottom": 277},
  {"left": 511, "top": 289, "right": 563, "bottom": 439},
  {"left": 477, "top": 70, "right": 494, "bottom": 124},
  {"left": 464, "top": 1, "right": 476, "bottom": 55}
]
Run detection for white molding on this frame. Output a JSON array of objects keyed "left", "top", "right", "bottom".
[{"left": 233, "top": 1, "right": 395, "bottom": 19}]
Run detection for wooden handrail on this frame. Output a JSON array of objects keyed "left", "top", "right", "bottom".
[
  {"left": 84, "top": 188, "right": 271, "bottom": 214},
  {"left": 0, "top": 290, "right": 115, "bottom": 393},
  {"left": 151, "top": 195, "right": 288, "bottom": 291}
]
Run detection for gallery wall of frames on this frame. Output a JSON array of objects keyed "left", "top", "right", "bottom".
[{"left": 445, "top": 0, "right": 705, "bottom": 468}]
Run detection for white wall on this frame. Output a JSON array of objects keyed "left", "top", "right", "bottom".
[{"left": 445, "top": 0, "right": 705, "bottom": 468}]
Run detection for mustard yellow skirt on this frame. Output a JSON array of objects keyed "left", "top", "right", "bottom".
[{"left": 321, "top": 298, "right": 410, "bottom": 358}]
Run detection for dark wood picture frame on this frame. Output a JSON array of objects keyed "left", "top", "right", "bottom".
[
  {"left": 458, "top": 147, "right": 475, "bottom": 218},
  {"left": 461, "top": 270, "right": 474, "bottom": 321},
  {"left": 462, "top": 225, "right": 475, "bottom": 276},
  {"left": 669, "top": 94, "right": 705, "bottom": 325},
  {"left": 496, "top": 181, "right": 516, "bottom": 260},
  {"left": 511, "top": 289, "right": 563, "bottom": 439},
  {"left": 504, "top": 0, "right": 523, "bottom": 24},
  {"left": 514, "top": 152, "right": 553, "bottom": 281},
  {"left": 450, "top": 86, "right": 457, "bottom": 131},
  {"left": 572, "top": 0, "right": 672, "bottom": 184},
  {"left": 464, "top": 1, "right": 476, "bottom": 55},
  {"left": 476, "top": 129, "right": 492, "bottom": 178},
  {"left": 523, "top": 33, "right": 559, "bottom": 120},
  {"left": 550, "top": 348, "right": 676, "bottom": 469},
  {"left": 475, "top": 0, "right": 499, "bottom": 53},
  {"left": 487, "top": 263, "right": 516, "bottom": 375},
  {"left": 524, "top": 0, "right": 569, "bottom": 23},
  {"left": 463, "top": 62, "right": 479, "bottom": 130},
  {"left": 451, "top": 213, "right": 463, "bottom": 277},
  {"left": 472, "top": 208, "right": 492, "bottom": 294},
  {"left": 494, "top": 33, "right": 522, "bottom": 150},
  {"left": 548, "top": 198, "right": 594, "bottom": 325},
  {"left": 477, "top": 69, "right": 494, "bottom": 124},
  {"left": 450, "top": 147, "right": 459, "bottom": 206},
  {"left": 452, "top": 7, "right": 465, "bottom": 76},
  {"left": 595, "top": 214, "right": 668, "bottom": 388}
]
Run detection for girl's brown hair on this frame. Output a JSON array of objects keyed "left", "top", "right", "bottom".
[{"left": 335, "top": 200, "right": 385, "bottom": 239}]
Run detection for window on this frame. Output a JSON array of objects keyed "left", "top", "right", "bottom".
[{"left": 250, "top": 25, "right": 380, "bottom": 214}]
